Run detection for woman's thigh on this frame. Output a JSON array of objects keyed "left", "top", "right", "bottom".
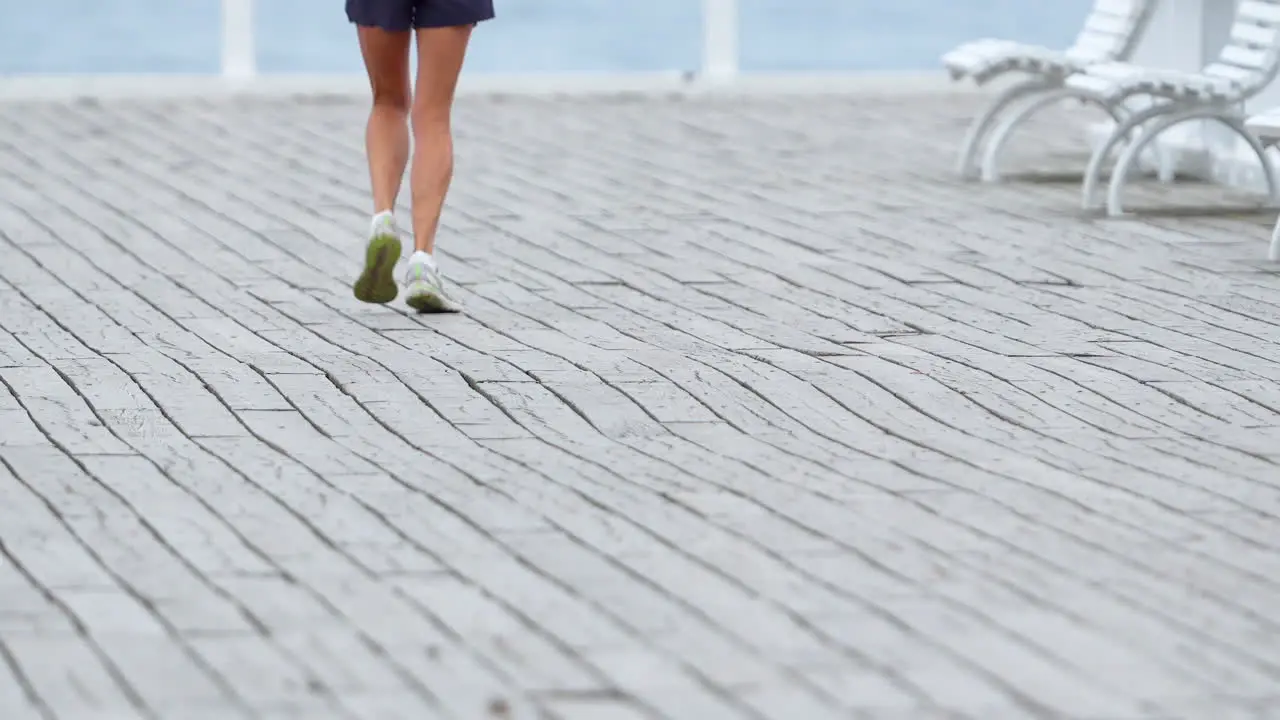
[{"left": 411, "top": 23, "right": 473, "bottom": 120}]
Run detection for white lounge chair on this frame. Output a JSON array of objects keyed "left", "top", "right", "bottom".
[
  {"left": 943, "top": 0, "right": 1158, "bottom": 180},
  {"left": 1244, "top": 109, "right": 1280, "bottom": 259},
  {"left": 1047, "top": 0, "right": 1280, "bottom": 217}
]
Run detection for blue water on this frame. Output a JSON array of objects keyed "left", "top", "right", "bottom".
[{"left": 0, "top": 0, "right": 1092, "bottom": 75}]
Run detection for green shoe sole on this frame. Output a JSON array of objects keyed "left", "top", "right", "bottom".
[{"left": 352, "top": 232, "right": 402, "bottom": 304}]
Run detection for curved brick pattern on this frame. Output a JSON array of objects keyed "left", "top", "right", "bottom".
[{"left": 1, "top": 91, "right": 1279, "bottom": 720}]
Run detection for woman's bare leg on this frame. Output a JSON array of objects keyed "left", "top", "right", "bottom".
[
  {"left": 357, "top": 26, "right": 413, "bottom": 214},
  {"left": 409, "top": 25, "right": 472, "bottom": 255},
  {"left": 351, "top": 25, "right": 413, "bottom": 304}
]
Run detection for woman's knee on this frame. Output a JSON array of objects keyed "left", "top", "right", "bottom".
[
  {"left": 373, "top": 86, "right": 411, "bottom": 113},
  {"left": 410, "top": 101, "right": 451, "bottom": 132},
  {"left": 357, "top": 26, "right": 411, "bottom": 111}
]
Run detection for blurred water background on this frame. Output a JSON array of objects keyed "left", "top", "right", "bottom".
[{"left": 0, "top": 0, "right": 1092, "bottom": 75}]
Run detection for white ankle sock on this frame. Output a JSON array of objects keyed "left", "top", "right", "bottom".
[{"left": 410, "top": 250, "right": 436, "bottom": 267}]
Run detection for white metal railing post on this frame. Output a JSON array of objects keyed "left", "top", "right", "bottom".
[
  {"left": 701, "top": 0, "right": 739, "bottom": 81},
  {"left": 221, "top": 0, "right": 257, "bottom": 79}
]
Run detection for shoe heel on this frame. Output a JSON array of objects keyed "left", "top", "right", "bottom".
[{"left": 353, "top": 233, "right": 402, "bottom": 304}]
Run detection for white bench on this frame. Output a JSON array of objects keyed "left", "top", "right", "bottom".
[
  {"left": 1245, "top": 109, "right": 1280, "bottom": 260},
  {"left": 943, "top": 0, "right": 1158, "bottom": 179},
  {"left": 1052, "top": 0, "right": 1280, "bottom": 217}
]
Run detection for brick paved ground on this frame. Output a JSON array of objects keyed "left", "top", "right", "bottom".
[{"left": 2, "top": 88, "right": 1280, "bottom": 720}]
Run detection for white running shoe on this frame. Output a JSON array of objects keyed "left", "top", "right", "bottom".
[
  {"left": 404, "top": 251, "right": 461, "bottom": 313},
  {"left": 352, "top": 211, "right": 402, "bottom": 304}
]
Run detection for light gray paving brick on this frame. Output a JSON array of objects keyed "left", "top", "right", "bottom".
[
  {"left": 78, "top": 455, "right": 276, "bottom": 577},
  {"left": 95, "top": 634, "right": 241, "bottom": 717},
  {"left": 2, "top": 89, "right": 1280, "bottom": 719},
  {"left": 0, "top": 292, "right": 106, "bottom": 363},
  {"left": 103, "top": 355, "right": 252, "bottom": 438},
  {"left": 390, "top": 573, "right": 603, "bottom": 693},
  {"left": 0, "top": 385, "right": 51, "bottom": 447},
  {"left": 331, "top": 692, "right": 446, "bottom": 720},
  {"left": 536, "top": 694, "right": 654, "bottom": 720},
  {"left": 0, "top": 549, "right": 76, "bottom": 637},
  {"left": 4, "top": 634, "right": 146, "bottom": 720},
  {"left": 580, "top": 645, "right": 754, "bottom": 719},
  {"left": 0, "top": 644, "right": 43, "bottom": 719},
  {"left": 0, "top": 367, "right": 135, "bottom": 456},
  {"left": 185, "top": 634, "right": 337, "bottom": 712},
  {"left": 0, "top": 327, "right": 45, "bottom": 369}
]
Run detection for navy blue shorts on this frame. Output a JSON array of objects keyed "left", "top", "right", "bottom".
[{"left": 346, "top": 0, "right": 494, "bottom": 30}]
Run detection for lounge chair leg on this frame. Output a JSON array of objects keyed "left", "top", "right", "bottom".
[
  {"left": 1225, "top": 118, "right": 1280, "bottom": 206},
  {"left": 979, "top": 89, "right": 1073, "bottom": 182},
  {"left": 1105, "top": 110, "right": 1265, "bottom": 218},
  {"left": 955, "top": 80, "right": 1056, "bottom": 180},
  {"left": 1265, "top": 149, "right": 1280, "bottom": 207},
  {"left": 1083, "top": 127, "right": 1132, "bottom": 210},
  {"left": 1224, "top": 119, "right": 1280, "bottom": 259},
  {"left": 978, "top": 90, "right": 1134, "bottom": 184},
  {"left": 1083, "top": 103, "right": 1171, "bottom": 210},
  {"left": 1105, "top": 145, "right": 1140, "bottom": 217},
  {"left": 1107, "top": 114, "right": 1182, "bottom": 216},
  {"left": 1267, "top": 151, "right": 1280, "bottom": 207}
]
